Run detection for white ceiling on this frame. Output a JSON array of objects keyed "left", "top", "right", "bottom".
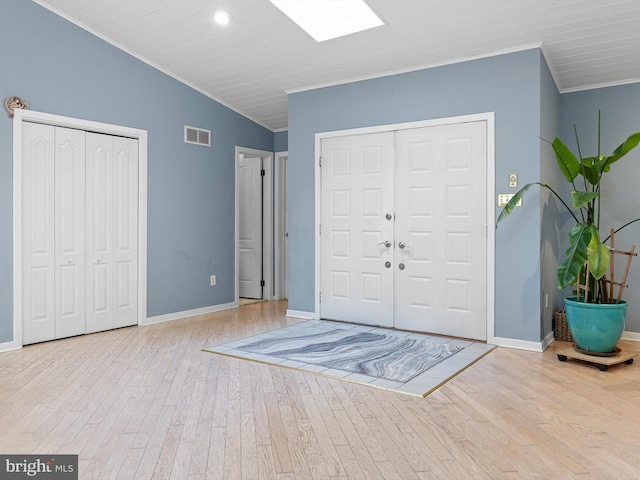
[{"left": 37, "top": 0, "right": 640, "bottom": 131}]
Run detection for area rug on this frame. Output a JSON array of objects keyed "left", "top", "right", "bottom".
[
  {"left": 203, "top": 320, "right": 496, "bottom": 397},
  {"left": 237, "top": 328, "right": 462, "bottom": 382}
]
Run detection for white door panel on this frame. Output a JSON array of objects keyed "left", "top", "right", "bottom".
[
  {"left": 395, "top": 122, "right": 487, "bottom": 339},
  {"left": 23, "top": 123, "right": 56, "bottom": 345},
  {"left": 55, "top": 127, "right": 86, "bottom": 339},
  {"left": 320, "top": 133, "right": 395, "bottom": 327},
  {"left": 86, "top": 133, "right": 114, "bottom": 333},
  {"left": 112, "top": 137, "right": 139, "bottom": 328},
  {"left": 239, "top": 156, "right": 263, "bottom": 299}
]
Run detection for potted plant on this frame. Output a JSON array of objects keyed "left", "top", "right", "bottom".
[{"left": 497, "top": 111, "right": 640, "bottom": 353}]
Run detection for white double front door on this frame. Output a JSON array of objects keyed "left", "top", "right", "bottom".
[
  {"left": 320, "top": 120, "right": 487, "bottom": 340},
  {"left": 22, "top": 122, "right": 139, "bottom": 345}
]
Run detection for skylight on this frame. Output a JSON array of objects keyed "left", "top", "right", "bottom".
[{"left": 269, "top": 0, "right": 384, "bottom": 42}]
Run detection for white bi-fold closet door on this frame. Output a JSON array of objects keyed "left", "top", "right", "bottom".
[
  {"left": 320, "top": 120, "right": 487, "bottom": 340},
  {"left": 22, "top": 122, "right": 139, "bottom": 345}
]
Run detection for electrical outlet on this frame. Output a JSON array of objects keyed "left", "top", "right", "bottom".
[{"left": 210, "top": 275, "right": 216, "bottom": 286}]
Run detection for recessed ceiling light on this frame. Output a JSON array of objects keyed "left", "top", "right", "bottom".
[
  {"left": 213, "top": 10, "right": 232, "bottom": 26},
  {"left": 269, "top": 0, "right": 384, "bottom": 42}
]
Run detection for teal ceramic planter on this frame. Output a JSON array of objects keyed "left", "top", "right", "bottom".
[{"left": 564, "top": 296, "right": 627, "bottom": 353}]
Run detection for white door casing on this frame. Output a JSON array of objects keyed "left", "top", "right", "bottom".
[
  {"left": 320, "top": 132, "right": 395, "bottom": 327},
  {"left": 274, "top": 152, "right": 288, "bottom": 300},
  {"left": 234, "top": 146, "right": 274, "bottom": 304},
  {"left": 318, "top": 116, "right": 491, "bottom": 340},
  {"left": 238, "top": 155, "right": 263, "bottom": 299}
]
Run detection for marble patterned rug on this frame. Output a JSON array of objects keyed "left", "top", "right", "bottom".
[
  {"left": 204, "top": 320, "right": 496, "bottom": 397},
  {"left": 237, "top": 327, "right": 462, "bottom": 382}
]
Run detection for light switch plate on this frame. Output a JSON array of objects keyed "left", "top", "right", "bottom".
[
  {"left": 498, "top": 193, "right": 522, "bottom": 207},
  {"left": 508, "top": 173, "right": 518, "bottom": 188}
]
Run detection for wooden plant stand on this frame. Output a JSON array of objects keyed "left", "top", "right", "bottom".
[{"left": 556, "top": 347, "right": 636, "bottom": 371}]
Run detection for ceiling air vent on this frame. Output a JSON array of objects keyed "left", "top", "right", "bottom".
[{"left": 184, "top": 125, "right": 211, "bottom": 146}]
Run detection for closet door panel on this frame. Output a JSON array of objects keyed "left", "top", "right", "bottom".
[
  {"left": 22, "top": 123, "right": 56, "bottom": 345},
  {"left": 85, "top": 133, "right": 114, "bottom": 333},
  {"left": 55, "top": 127, "right": 86, "bottom": 339},
  {"left": 113, "top": 136, "right": 138, "bottom": 328}
]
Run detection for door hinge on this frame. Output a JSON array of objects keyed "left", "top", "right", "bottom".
[
  {"left": 319, "top": 157, "right": 322, "bottom": 168},
  {"left": 261, "top": 169, "right": 265, "bottom": 176},
  {"left": 260, "top": 280, "right": 265, "bottom": 287},
  {"left": 319, "top": 224, "right": 321, "bottom": 235}
]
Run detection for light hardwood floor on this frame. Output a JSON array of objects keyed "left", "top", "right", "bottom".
[{"left": 1, "top": 300, "right": 639, "bottom": 479}]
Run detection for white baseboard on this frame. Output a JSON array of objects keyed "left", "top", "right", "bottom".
[
  {"left": 143, "top": 301, "right": 238, "bottom": 326},
  {"left": 541, "top": 330, "right": 555, "bottom": 351},
  {"left": 492, "top": 336, "right": 546, "bottom": 352},
  {"left": 622, "top": 330, "right": 640, "bottom": 342},
  {"left": 0, "top": 339, "right": 22, "bottom": 354},
  {"left": 496, "top": 329, "right": 639, "bottom": 353},
  {"left": 286, "top": 309, "right": 317, "bottom": 320}
]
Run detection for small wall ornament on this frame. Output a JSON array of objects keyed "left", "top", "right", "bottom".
[{"left": 5, "top": 96, "right": 30, "bottom": 118}]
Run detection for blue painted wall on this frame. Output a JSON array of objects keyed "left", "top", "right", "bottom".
[
  {"left": 0, "top": 1, "right": 274, "bottom": 343},
  {"left": 288, "top": 49, "right": 550, "bottom": 342},
  {"left": 539, "top": 55, "right": 562, "bottom": 340},
  {"left": 274, "top": 131, "right": 288, "bottom": 152},
  {"left": 561, "top": 83, "right": 640, "bottom": 333}
]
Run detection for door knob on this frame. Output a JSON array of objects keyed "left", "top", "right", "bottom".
[
  {"left": 98, "top": 257, "right": 103, "bottom": 263},
  {"left": 384, "top": 261, "right": 391, "bottom": 268},
  {"left": 398, "top": 242, "right": 409, "bottom": 249},
  {"left": 377, "top": 241, "right": 391, "bottom": 248},
  {"left": 385, "top": 213, "right": 393, "bottom": 220},
  {"left": 398, "top": 263, "right": 405, "bottom": 270},
  {"left": 67, "top": 258, "right": 73, "bottom": 264}
]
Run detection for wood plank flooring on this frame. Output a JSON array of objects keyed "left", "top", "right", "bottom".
[{"left": 1, "top": 300, "right": 639, "bottom": 479}]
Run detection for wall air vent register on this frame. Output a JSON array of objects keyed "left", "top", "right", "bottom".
[{"left": 184, "top": 125, "right": 211, "bottom": 146}]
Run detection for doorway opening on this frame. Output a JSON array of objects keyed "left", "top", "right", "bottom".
[{"left": 235, "top": 147, "right": 273, "bottom": 305}]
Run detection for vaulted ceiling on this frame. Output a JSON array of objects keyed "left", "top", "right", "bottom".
[{"left": 37, "top": 0, "right": 640, "bottom": 131}]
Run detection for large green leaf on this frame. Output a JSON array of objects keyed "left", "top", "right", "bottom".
[
  {"left": 551, "top": 137, "right": 580, "bottom": 183},
  {"left": 571, "top": 190, "right": 598, "bottom": 209},
  {"left": 587, "top": 227, "right": 609, "bottom": 280},
  {"left": 602, "top": 131, "right": 640, "bottom": 170},
  {"left": 557, "top": 223, "right": 592, "bottom": 289},
  {"left": 496, "top": 183, "right": 537, "bottom": 225}
]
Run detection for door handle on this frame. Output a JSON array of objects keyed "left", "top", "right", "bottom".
[
  {"left": 398, "top": 242, "right": 409, "bottom": 249},
  {"left": 67, "top": 258, "right": 74, "bottom": 264},
  {"left": 377, "top": 241, "right": 391, "bottom": 248}
]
